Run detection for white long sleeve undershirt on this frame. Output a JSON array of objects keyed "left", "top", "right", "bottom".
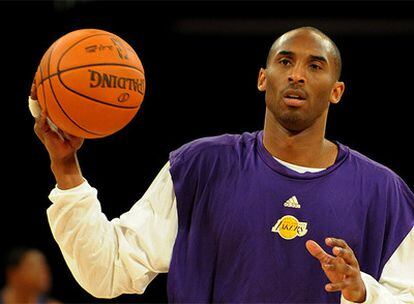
[{"left": 47, "top": 161, "right": 414, "bottom": 303}]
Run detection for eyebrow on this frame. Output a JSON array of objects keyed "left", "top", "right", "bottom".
[
  {"left": 310, "top": 55, "right": 327, "bottom": 63},
  {"left": 276, "top": 50, "right": 328, "bottom": 64},
  {"left": 277, "top": 50, "right": 294, "bottom": 56}
]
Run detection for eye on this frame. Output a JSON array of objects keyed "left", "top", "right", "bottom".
[
  {"left": 310, "top": 63, "right": 322, "bottom": 70},
  {"left": 279, "top": 58, "right": 291, "bottom": 66}
]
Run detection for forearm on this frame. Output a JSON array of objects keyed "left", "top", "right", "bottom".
[
  {"left": 50, "top": 154, "right": 84, "bottom": 190},
  {"left": 46, "top": 163, "right": 177, "bottom": 298},
  {"left": 342, "top": 228, "right": 414, "bottom": 304},
  {"left": 341, "top": 272, "right": 414, "bottom": 304},
  {"left": 47, "top": 182, "right": 152, "bottom": 298},
  {"left": 47, "top": 182, "right": 119, "bottom": 297}
]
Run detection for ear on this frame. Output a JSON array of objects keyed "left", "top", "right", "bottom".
[
  {"left": 257, "top": 68, "right": 267, "bottom": 92},
  {"left": 330, "top": 81, "right": 345, "bottom": 104}
]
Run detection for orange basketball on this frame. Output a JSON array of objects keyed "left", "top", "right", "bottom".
[{"left": 34, "top": 28, "right": 145, "bottom": 138}]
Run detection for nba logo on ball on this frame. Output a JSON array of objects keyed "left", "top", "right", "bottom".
[{"left": 34, "top": 29, "right": 146, "bottom": 139}]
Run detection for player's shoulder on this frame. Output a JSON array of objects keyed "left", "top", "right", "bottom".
[
  {"left": 345, "top": 143, "right": 402, "bottom": 183},
  {"left": 169, "top": 131, "right": 258, "bottom": 166}
]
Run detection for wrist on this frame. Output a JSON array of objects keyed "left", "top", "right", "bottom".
[
  {"left": 50, "top": 154, "right": 84, "bottom": 190},
  {"left": 355, "top": 279, "right": 367, "bottom": 303},
  {"left": 353, "top": 290, "right": 367, "bottom": 303},
  {"left": 343, "top": 282, "right": 366, "bottom": 303}
]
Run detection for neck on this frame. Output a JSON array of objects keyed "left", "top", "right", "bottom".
[
  {"left": 2, "top": 286, "right": 39, "bottom": 304},
  {"left": 263, "top": 108, "right": 337, "bottom": 168}
]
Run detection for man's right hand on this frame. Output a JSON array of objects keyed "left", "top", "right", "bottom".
[
  {"left": 32, "top": 79, "right": 85, "bottom": 190},
  {"left": 34, "top": 110, "right": 84, "bottom": 163}
]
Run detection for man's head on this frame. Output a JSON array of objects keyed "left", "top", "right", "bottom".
[
  {"left": 258, "top": 27, "right": 345, "bottom": 133},
  {"left": 4, "top": 247, "right": 51, "bottom": 294},
  {"left": 266, "top": 27, "right": 342, "bottom": 80}
]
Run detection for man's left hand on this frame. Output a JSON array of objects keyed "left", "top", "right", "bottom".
[{"left": 305, "top": 238, "right": 366, "bottom": 303}]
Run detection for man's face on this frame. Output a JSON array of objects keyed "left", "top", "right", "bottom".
[
  {"left": 259, "top": 30, "right": 344, "bottom": 132},
  {"left": 12, "top": 251, "right": 51, "bottom": 293}
]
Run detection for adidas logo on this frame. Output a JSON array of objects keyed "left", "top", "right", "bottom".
[{"left": 283, "top": 196, "right": 301, "bottom": 209}]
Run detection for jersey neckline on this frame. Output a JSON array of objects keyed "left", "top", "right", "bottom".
[{"left": 256, "top": 130, "right": 350, "bottom": 180}]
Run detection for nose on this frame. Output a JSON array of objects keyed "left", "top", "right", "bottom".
[{"left": 288, "top": 65, "right": 305, "bottom": 84}]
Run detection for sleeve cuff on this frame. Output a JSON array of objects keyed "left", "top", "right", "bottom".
[{"left": 50, "top": 179, "right": 90, "bottom": 196}]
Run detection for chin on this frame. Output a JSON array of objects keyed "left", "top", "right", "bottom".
[{"left": 278, "top": 113, "right": 311, "bottom": 133}]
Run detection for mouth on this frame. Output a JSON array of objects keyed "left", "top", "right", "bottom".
[{"left": 282, "top": 89, "right": 307, "bottom": 107}]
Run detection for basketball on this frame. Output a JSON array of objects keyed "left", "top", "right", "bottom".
[{"left": 34, "top": 28, "right": 145, "bottom": 138}]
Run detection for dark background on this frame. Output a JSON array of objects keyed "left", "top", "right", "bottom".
[{"left": 1, "top": 0, "right": 414, "bottom": 302}]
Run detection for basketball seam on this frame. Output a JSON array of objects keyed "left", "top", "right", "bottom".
[
  {"left": 57, "top": 72, "right": 142, "bottom": 109},
  {"left": 39, "top": 65, "right": 47, "bottom": 114},
  {"left": 46, "top": 42, "right": 104, "bottom": 137},
  {"left": 57, "top": 33, "right": 120, "bottom": 72},
  {"left": 38, "top": 44, "right": 54, "bottom": 114},
  {"left": 57, "top": 32, "right": 144, "bottom": 75},
  {"left": 54, "top": 32, "right": 143, "bottom": 110}
]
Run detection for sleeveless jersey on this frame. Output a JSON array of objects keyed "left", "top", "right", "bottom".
[{"left": 168, "top": 131, "right": 414, "bottom": 303}]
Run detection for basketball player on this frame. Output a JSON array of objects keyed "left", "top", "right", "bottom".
[
  {"left": 0, "top": 248, "right": 61, "bottom": 304},
  {"left": 32, "top": 27, "right": 414, "bottom": 303}
]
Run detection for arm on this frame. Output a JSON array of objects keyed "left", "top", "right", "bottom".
[
  {"left": 47, "top": 162, "right": 177, "bottom": 298},
  {"left": 32, "top": 81, "right": 177, "bottom": 298},
  {"left": 341, "top": 227, "right": 414, "bottom": 304},
  {"left": 306, "top": 238, "right": 366, "bottom": 302},
  {"left": 306, "top": 230, "right": 414, "bottom": 304},
  {"left": 31, "top": 78, "right": 84, "bottom": 191}
]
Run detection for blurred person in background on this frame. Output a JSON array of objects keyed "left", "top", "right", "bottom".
[{"left": 1, "top": 247, "right": 61, "bottom": 304}]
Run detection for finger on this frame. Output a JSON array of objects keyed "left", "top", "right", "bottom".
[
  {"left": 305, "top": 240, "right": 334, "bottom": 264},
  {"left": 34, "top": 115, "right": 47, "bottom": 142},
  {"left": 34, "top": 111, "right": 51, "bottom": 139},
  {"left": 37, "top": 111, "right": 48, "bottom": 128},
  {"left": 325, "top": 281, "right": 348, "bottom": 292},
  {"left": 62, "top": 132, "right": 85, "bottom": 149},
  {"left": 34, "top": 124, "right": 44, "bottom": 143},
  {"left": 30, "top": 77, "right": 38, "bottom": 100},
  {"left": 323, "top": 259, "right": 355, "bottom": 276},
  {"left": 332, "top": 247, "right": 358, "bottom": 267},
  {"left": 61, "top": 130, "right": 78, "bottom": 141},
  {"left": 34, "top": 111, "right": 45, "bottom": 130},
  {"left": 326, "top": 237, "right": 349, "bottom": 249},
  {"left": 326, "top": 238, "right": 358, "bottom": 266}
]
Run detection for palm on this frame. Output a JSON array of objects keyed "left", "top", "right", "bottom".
[
  {"left": 306, "top": 239, "right": 366, "bottom": 302},
  {"left": 321, "top": 255, "right": 345, "bottom": 283},
  {"left": 35, "top": 116, "right": 84, "bottom": 161},
  {"left": 31, "top": 80, "right": 84, "bottom": 160},
  {"left": 44, "top": 130, "right": 83, "bottom": 159}
]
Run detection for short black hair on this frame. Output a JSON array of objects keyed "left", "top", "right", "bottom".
[
  {"left": 266, "top": 26, "right": 342, "bottom": 80},
  {"left": 4, "top": 247, "right": 32, "bottom": 269}
]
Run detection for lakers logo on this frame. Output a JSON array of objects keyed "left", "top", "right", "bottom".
[{"left": 271, "top": 215, "right": 308, "bottom": 240}]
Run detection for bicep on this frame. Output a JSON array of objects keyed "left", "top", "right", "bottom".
[{"left": 115, "top": 161, "right": 178, "bottom": 274}]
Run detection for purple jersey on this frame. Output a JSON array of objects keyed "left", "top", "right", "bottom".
[{"left": 168, "top": 131, "right": 414, "bottom": 303}]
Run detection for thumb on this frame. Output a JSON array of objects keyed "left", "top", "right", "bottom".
[{"left": 31, "top": 74, "right": 38, "bottom": 100}]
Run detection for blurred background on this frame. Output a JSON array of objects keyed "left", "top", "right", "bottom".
[{"left": 1, "top": 0, "right": 414, "bottom": 302}]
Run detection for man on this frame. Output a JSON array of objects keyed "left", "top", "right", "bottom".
[
  {"left": 1, "top": 248, "right": 61, "bottom": 304},
  {"left": 32, "top": 27, "right": 414, "bottom": 303}
]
